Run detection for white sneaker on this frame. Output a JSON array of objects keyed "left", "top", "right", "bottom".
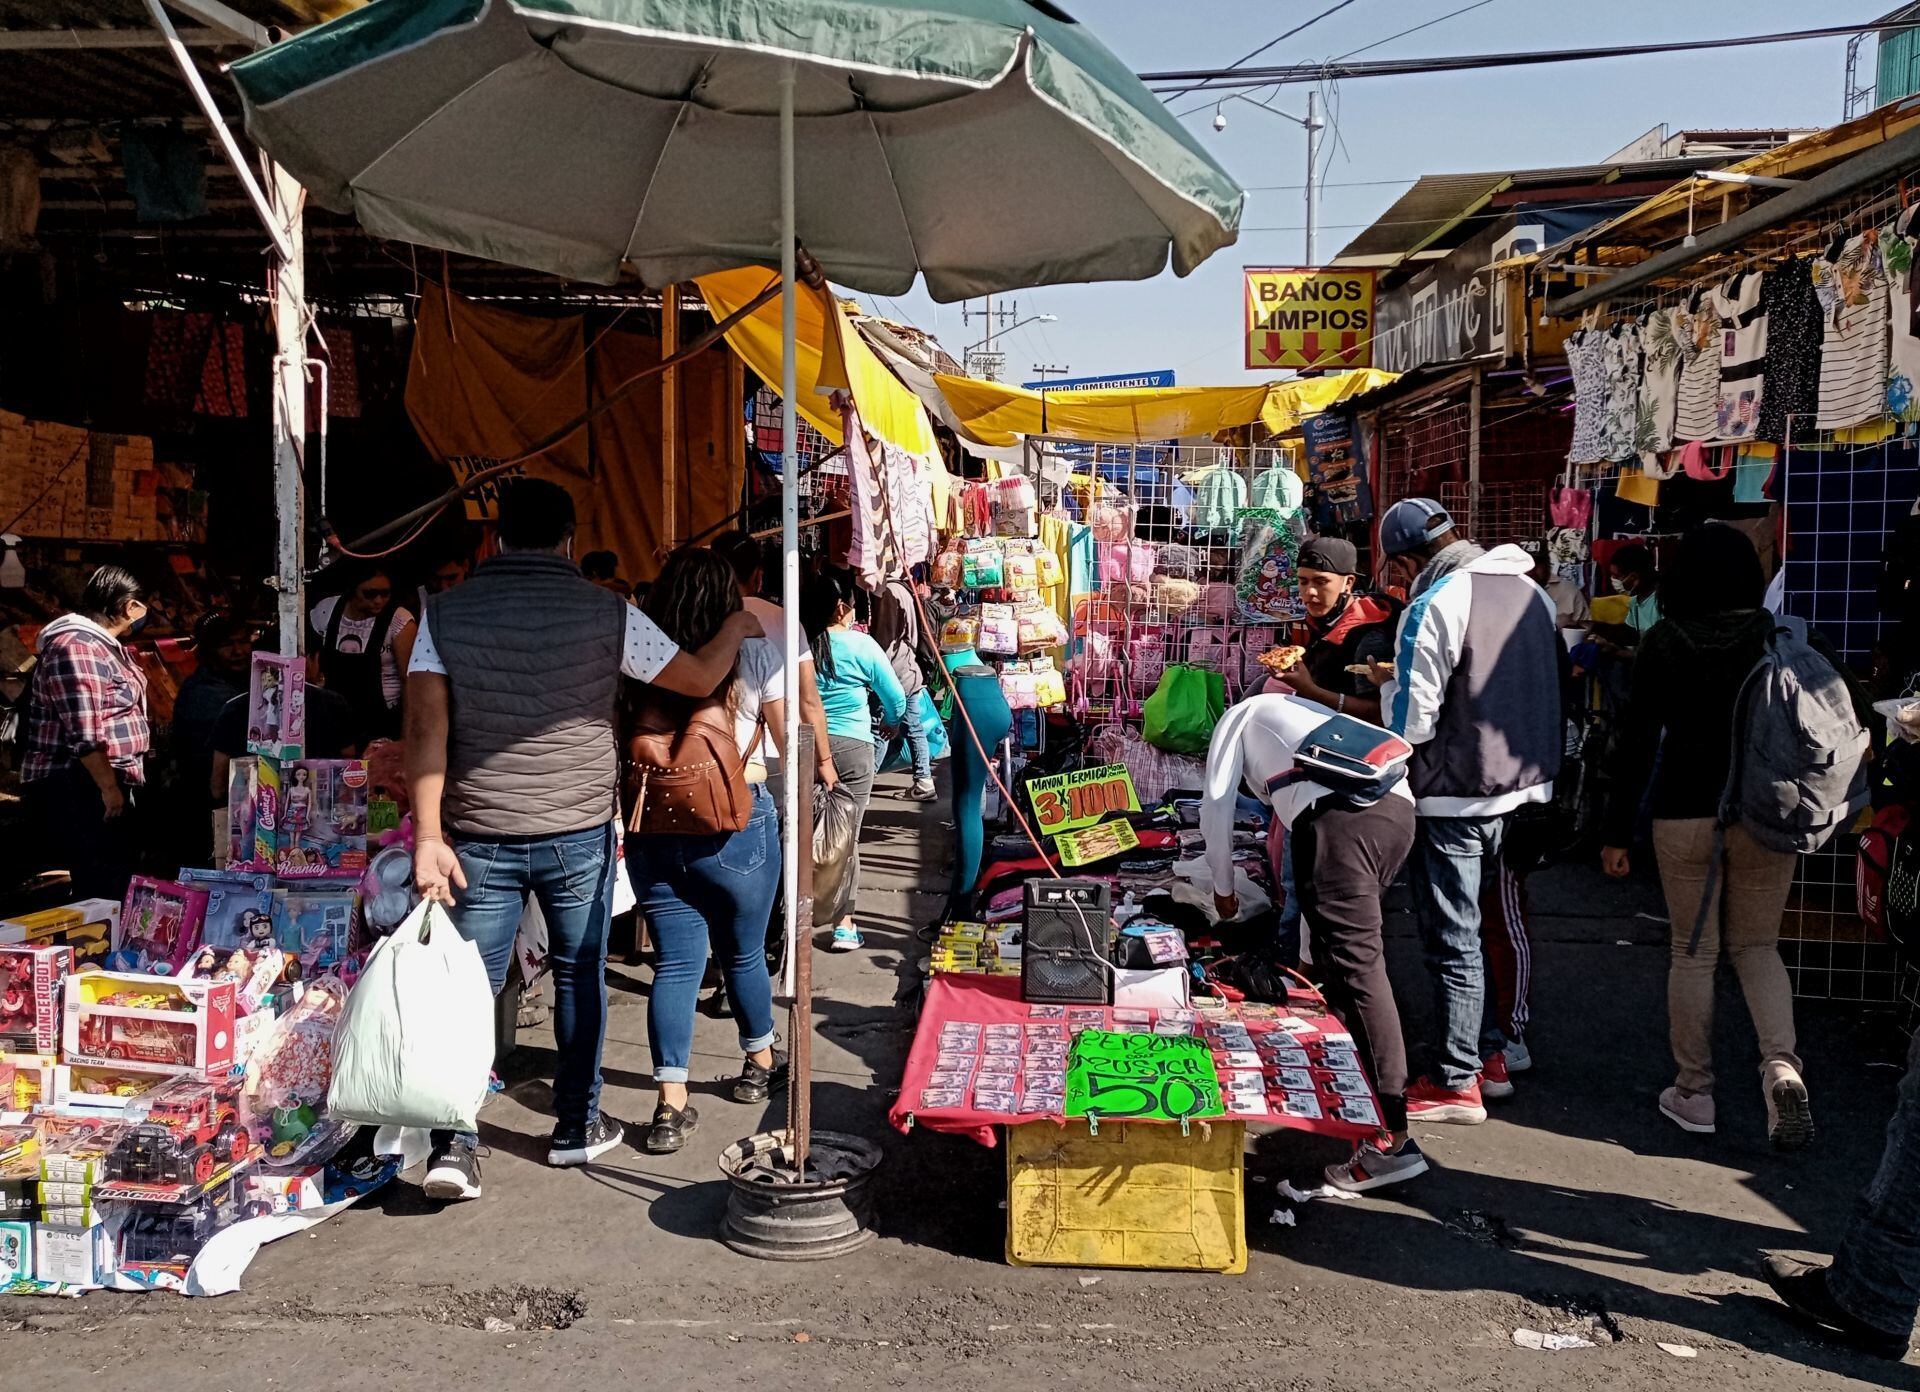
[
  {"left": 1503, "top": 1036, "right": 1533, "bottom": 1074},
  {"left": 906, "top": 778, "right": 937, "bottom": 801}
]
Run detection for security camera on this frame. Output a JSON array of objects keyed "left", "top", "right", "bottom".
[{"left": 1212, "top": 110, "right": 1227, "bottom": 132}]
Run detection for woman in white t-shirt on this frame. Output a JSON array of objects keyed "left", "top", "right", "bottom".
[
  {"left": 309, "top": 564, "right": 415, "bottom": 743},
  {"left": 623, "top": 548, "right": 788, "bottom": 1155}
]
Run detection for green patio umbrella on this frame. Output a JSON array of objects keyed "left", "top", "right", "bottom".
[{"left": 229, "top": 0, "right": 1242, "bottom": 1226}]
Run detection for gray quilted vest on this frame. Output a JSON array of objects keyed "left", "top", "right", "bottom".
[{"left": 428, "top": 551, "right": 628, "bottom": 839}]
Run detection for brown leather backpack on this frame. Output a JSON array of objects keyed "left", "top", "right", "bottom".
[{"left": 623, "top": 695, "right": 755, "bottom": 837}]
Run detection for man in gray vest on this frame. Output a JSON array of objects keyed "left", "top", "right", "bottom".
[
  {"left": 406, "top": 479, "right": 760, "bottom": 1199},
  {"left": 1371, "top": 498, "right": 1562, "bottom": 1127}
]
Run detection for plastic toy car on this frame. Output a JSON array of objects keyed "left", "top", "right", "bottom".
[{"left": 106, "top": 1084, "right": 251, "bottom": 1187}]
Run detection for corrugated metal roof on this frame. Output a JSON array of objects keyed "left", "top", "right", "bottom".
[{"left": 1332, "top": 173, "right": 1509, "bottom": 263}]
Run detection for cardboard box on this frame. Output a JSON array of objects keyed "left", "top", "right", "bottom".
[
  {"left": 246, "top": 1163, "right": 325, "bottom": 1215},
  {"left": 0, "top": 1053, "right": 57, "bottom": 1113},
  {"left": 0, "top": 944, "right": 74, "bottom": 1053},
  {"left": 0, "top": 1219, "right": 30, "bottom": 1282},
  {"left": 113, "top": 878, "right": 209, "bottom": 976},
  {"left": 0, "top": 899, "right": 120, "bottom": 963},
  {"left": 62, "top": 972, "right": 236, "bottom": 1080},
  {"left": 245, "top": 651, "right": 306, "bottom": 762},
  {"left": 34, "top": 1220, "right": 113, "bottom": 1285},
  {"left": 176, "top": 869, "right": 277, "bottom": 954},
  {"left": 278, "top": 759, "right": 370, "bottom": 880},
  {"left": 49, "top": 1064, "right": 171, "bottom": 1118}
]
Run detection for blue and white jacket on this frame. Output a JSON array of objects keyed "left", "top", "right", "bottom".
[{"left": 1381, "top": 543, "right": 1562, "bottom": 818}]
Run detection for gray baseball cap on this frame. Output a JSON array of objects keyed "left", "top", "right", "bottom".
[{"left": 1379, "top": 497, "right": 1455, "bottom": 557}]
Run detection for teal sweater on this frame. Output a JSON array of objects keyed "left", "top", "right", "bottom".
[{"left": 818, "top": 628, "right": 906, "bottom": 744}]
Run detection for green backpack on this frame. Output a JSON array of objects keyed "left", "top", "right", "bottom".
[{"left": 1142, "top": 664, "right": 1225, "bottom": 754}]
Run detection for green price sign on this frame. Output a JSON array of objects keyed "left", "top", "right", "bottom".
[{"left": 1064, "top": 1029, "right": 1223, "bottom": 1123}]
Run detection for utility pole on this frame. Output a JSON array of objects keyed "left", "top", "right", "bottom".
[
  {"left": 1031, "top": 363, "right": 1071, "bottom": 385},
  {"left": 962, "top": 296, "right": 1019, "bottom": 379},
  {"left": 1304, "top": 88, "right": 1323, "bottom": 266}
]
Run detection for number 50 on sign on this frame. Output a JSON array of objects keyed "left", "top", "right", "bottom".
[{"left": 1025, "top": 763, "right": 1140, "bottom": 834}]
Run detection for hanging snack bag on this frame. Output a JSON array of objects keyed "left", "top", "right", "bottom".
[
  {"left": 961, "top": 538, "right": 1005, "bottom": 589},
  {"left": 979, "top": 603, "right": 1019, "bottom": 655}
]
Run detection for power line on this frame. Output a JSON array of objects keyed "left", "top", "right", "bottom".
[
  {"left": 1329, "top": 0, "right": 1497, "bottom": 63},
  {"left": 1159, "top": 0, "right": 1365, "bottom": 103},
  {"left": 1143, "top": 20, "right": 1912, "bottom": 92}
]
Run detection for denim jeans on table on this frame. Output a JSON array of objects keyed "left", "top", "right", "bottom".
[
  {"left": 1829, "top": 1021, "right": 1920, "bottom": 1338},
  {"left": 435, "top": 820, "right": 616, "bottom": 1145},
  {"left": 1410, "top": 814, "right": 1507, "bottom": 1090},
  {"left": 631, "top": 784, "right": 781, "bottom": 1084}
]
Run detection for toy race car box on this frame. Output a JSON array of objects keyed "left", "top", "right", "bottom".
[
  {"left": 245, "top": 650, "right": 306, "bottom": 763},
  {"left": 276, "top": 885, "right": 355, "bottom": 974},
  {"left": 112, "top": 877, "right": 210, "bottom": 976},
  {"left": 277, "top": 759, "right": 371, "bottom": 881},
  {"left": 177, "top": 869, "right": 278, "bottom": 954},
  {"left": 50, "top": 1064, "right": 172, "bottom": 1119},
  {"left": 34, "top": 1220, "right": 113, "bottom": 1286},
  {"left": 98, "top": 1079, "right": 255, "bottom": 1202},
  {"left": 0, "top": 1219, "right": 30, "bottom": 1282},
  {"left": 0, "top": 898, "right": 120, "bottom": 964},
  {"left": 0, "top": 943, "right": 74, "bottom": 1053},
  {"left": 117, "top": 1175, "right": 253, "bottom": 1284},
  {"left": 62, "top": 971, "right": 236, "bottom": 1081}
]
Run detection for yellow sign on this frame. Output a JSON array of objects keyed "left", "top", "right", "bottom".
[
  {"left": 1243, "top": 267, "right": 1377, "bottom": 372},
  {"left": 1025, "top": 763, "right": 1141, "bottom": 835}
]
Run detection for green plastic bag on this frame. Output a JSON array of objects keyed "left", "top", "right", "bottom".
[{"left": 1142, "top": 663, "right": 1225, "bottom": 754}]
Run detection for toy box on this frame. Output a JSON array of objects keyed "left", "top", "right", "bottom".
[
  {"left": 246, "top": 1162, "right": 325, "bottom": 1215},
  {"left": 40, "top": 1122, "right": 117, "bottom": 1226},
  {"left": 35, "top": 1220, "right": 114, "bottom": 1285},
  {"left": 118, "top": 1175, "right": 254, "bottom": 1282},
  {"left": 113, "top": 877, "right": 209, "bottom": 976},
  {"left": 63, "top": 971, "right": 236, "bottom": 1081},
  {"left": 225, "top": 756, "right": 268, "bottom": 871},
  {"left": 245, "top": 650, "right": 306, "bottom": 762},
  {"left": 100, "top": 1079, "right": 254, "bottom": 1200},
  {"left": 178, "top": 869, "right": 278, "bottom": 953},
  {"left": 0, "top": 943, "right": 73, "bottom": 1052},
  {"left": 0, "top": 898, "right": 119, "bottom": 963},
  {"left": 278, "top": 759, "right": 370, "bottom": 880},
  {"left": 0, "top": 1219, "right": 30, "bottom": 1282},
  {"left": 277, "top": 885, "right": 354, "bottom": 973},
  {"left": 50, "top": 1064, "right": 171, "bottom": 1118},
  {"left": 0, "top": 1052, "right": 57, "bottom": 1115},
  {"left": 189, "top": 945, "right": 284, "bottom": 1018}
]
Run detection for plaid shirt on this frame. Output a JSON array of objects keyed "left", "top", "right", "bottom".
[{"left": 21, "top": 623, "right": 151, "bottom": 786}]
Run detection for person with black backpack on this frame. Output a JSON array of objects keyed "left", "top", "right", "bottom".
[{"left": 1603, "top": 524, "right": 1870, "bottom": 1150}]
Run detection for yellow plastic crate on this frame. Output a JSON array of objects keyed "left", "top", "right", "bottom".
[{"left": 1006, "top": 1119, "right": 1246, "bottom": 1273}]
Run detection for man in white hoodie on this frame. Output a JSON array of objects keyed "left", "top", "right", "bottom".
[
  {"left": 1204, "top": 693, "right": 1424, "bottom": 1192},
  {"left": 1372, "top": 499, "right": 1562, "bottom": 1124}
]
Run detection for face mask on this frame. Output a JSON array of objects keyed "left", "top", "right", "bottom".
[
  {"left": 126, "top": 609, "right": 150, "bottom": 636},
  {"left": 1609, "top": 577, "right": 1627, "bottom": 594}
]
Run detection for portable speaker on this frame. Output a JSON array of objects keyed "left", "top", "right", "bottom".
[{"left": 1021, "top": 879, "right": 1113, "bottom": 1005}]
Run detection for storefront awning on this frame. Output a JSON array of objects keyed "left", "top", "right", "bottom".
[{"left": 931, "top": 369, "right": 1398, "bottom": 445}]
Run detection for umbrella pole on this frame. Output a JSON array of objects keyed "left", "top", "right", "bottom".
[{"left": 777, "top": 62, "right": 811, "bottom": 1175}]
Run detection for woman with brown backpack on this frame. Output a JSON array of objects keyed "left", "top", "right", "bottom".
[{"left": 624, "top": 549, "right": 789, "bottom": 1154}]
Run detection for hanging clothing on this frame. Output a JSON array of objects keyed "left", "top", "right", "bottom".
[
  {"left": 1565, "top": 328, "right": 1610, "bottom": 464},
  {"left": 1636, "top": 306, "right": 1684, "bottom": 464},
  {"left": 1710, "top": 271, "right": 1766, "bottom": 443},
  {"left": 1885, "top": 207, "right": 1920, "bottom": 425},
  {"left": 844, "top": 413, "right": 935, "bottom": 588},
  {"left": 1757, "top": 257, "right": 1825, "bottom": 445},
  {"left": 1599, "top": 321, "right": 1642, "bottom": 461},
  {"left": 1672, "top": 290, "right": 1722, "bottom": 442},
  {"left": 1187, "top": 466, "right": 1248, "bottom": 533},
  {"left": 1814, "top": 229, "right": 1891, "bottom": 431}
]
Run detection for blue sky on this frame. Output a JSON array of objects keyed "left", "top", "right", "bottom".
[{"left": 871, "top": 1, "right": 1871, "bottom": 385}]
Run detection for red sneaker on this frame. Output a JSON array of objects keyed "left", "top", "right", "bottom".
[
  {"left": 1405, "top": 1076, "right": 1488, "bottom": 1125},
  {"left": 1481, "top": 1051, "right": 1515, "bottom": 1101}
]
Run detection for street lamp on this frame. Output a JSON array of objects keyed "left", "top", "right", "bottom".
[
  {"left": 1211, "top": 89, "right": 1325, "bottom": 265},
  {"left": 963, "top": 312, "right": 1057, "bottom": 380}
]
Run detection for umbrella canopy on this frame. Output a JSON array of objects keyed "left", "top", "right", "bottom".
[{"left": 229, "top": 0, "right": 1243, "bottom": 299}]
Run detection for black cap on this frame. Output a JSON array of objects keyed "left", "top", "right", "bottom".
[{"left": 1297, "top": 536, "right": 1358, "bottom": 576}]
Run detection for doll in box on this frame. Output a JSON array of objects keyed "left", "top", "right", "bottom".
[
  {"left": 285, "top": 766, "right": 313, "bottom": 837},
  {"left": 113, "top": 878, "right": 208, "bottom": 976}
]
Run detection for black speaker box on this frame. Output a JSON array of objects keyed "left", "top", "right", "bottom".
[{"left": 1021, "top": 878, "right": 1113, "bottom": 1005}]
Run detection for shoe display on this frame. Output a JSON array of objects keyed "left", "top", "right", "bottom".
[
  {"left": 1404, "top": 1077, "right": 1487, "bottom": 1125},
  {"left": 1480, "top": 1051, "right": 1515, "bottom": 1101},
  {"left": 422, "top": 1136, "right": 482, "bottom": 1200},
  {"left": 1658, "top": 1085, "right": 1717, "bottom": 1135},
  {"left": 1324, "top": 1137, "right": 1429, "bottom": 1193},
  {"left": 547, "top": 1114, "right": 624, "bottom": 1167},
  {"left": 734, "top": 1049, "right": 790, "bottom": 1104},
  {"left": 1760, "top": 1255, "right": 1910, "bottom": 1361},
  {"left": 1763, "top": 1061, "right": 1815, "bottom": 1152},
  {"left": 643, "top": 1102, "right": 700, "bottom": 1154}
]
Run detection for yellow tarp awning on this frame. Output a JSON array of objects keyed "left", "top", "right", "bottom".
[
  {"left": 695, "top": 268, "right": 940, "bottom": 461},
  {"left": 931, "top": 369, "right": 1398, "bottom": 445}
]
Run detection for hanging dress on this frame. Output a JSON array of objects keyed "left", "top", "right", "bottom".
[{"left": 1814, "top": 229, "right": 1891, "bottom": 431}]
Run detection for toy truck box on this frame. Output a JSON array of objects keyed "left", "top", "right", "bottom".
[
  {"left": 0, "top": 943, "right": 73, "bottom": 1052},
  {"left": 62, "top": 971, "right": 235, "bottom": 1081},
  {"left": 100, "top": 1079, "right": 254, "bottom": 1200},
  {"left": 0, "top": 898, "right": 119, "bottom": 964},
  {"left": 112, "top": 877, "right": 209, "bottom": 976},
  {"left": 49, "top": 1064, "right": 171, "bottom": 1118},
  {"left": 277, "top": 759, "right": 371, "bottom": 880}
]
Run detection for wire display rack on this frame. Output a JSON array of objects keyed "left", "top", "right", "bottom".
[
  {"left": 1438, "top": 480, "right": 1549, "bottom": 550},
  {"left": 1779, "top": 426, "right": 1916, "bottom": 1007}
]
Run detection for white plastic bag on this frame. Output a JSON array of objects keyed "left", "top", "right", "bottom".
[{"left": 328, "top": 899, "right": 493, "bottom": 1133}]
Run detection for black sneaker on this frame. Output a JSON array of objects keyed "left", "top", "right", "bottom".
[
  {"left": 733, "top": 1050, "right": 790, "bottom": 1104},
  {"left": 547, "top": 1114, "right": 625, "bottom": 1167},
  {"left": 422, "top": 1135, "right": 482, "bottom": 1201},
  {"left": 643, "top": 1102, "right": 699, "bottom": 1154},
  {"left": 1760, "top": 1254, "right": 1911, "bottom": 1361}
]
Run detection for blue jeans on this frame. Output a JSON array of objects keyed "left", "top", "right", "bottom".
[
  {"left": 1410, "top": 814, "right": 1506, "bottom": 1090},
  {"left": 446, "top": 820, "right": 616, "bottom": 1139},
  {"left": 631, "top": 784, "right": 780, "bottom": 1084},
  {"left": 1274, "top": 834, "right": 1302, "bottom": 965},
  {"left": 1829, "top": 1023, "right": 1920, "bottom": 1338},
  {"left": 883, "top": 700, "right": 932, "bottom": 781}
]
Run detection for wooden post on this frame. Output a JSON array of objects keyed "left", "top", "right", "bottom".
[{"left": 660, "top": 284, "right": 681, "bottom": 550}]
